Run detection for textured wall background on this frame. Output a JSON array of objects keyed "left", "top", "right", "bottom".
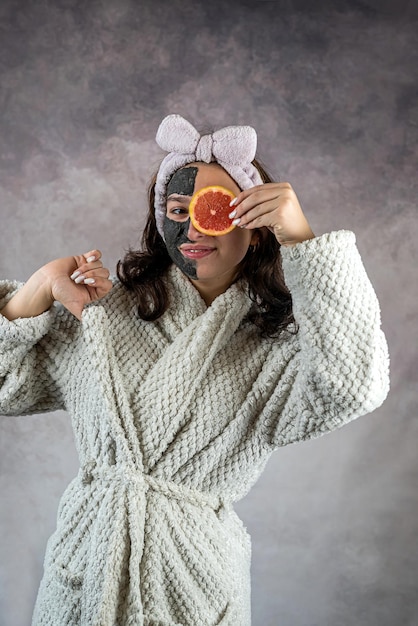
[{"left": 1, "top": 1, "right": 417, "bottom": 625}]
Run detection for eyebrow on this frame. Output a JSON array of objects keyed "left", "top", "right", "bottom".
[{"left": 167, "top": 194, "right": 191, "bottom": 203}]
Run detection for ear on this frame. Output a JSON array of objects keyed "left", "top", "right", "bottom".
[{"left": 250, "top": 230, "right": 261, "bottom": 247}]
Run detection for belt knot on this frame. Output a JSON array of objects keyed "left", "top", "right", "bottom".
[{"left": 79, "top": 461, "right": 229, "bottom": 516}]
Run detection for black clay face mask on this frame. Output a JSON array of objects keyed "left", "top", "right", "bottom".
[
  {"left": 163, "top": 167, "right": 198, "bottom": 279},
  {"left": 166, "top": 167, "right": 197, "bottom": 198}
]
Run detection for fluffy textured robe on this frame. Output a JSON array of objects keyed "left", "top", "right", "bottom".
[{"left": 0, "top": 231, "right": 389, "bottom": 626}]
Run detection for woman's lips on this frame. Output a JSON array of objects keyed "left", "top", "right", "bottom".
[{"left": 180, "top": 245, "right": 215, "bottom": 260}]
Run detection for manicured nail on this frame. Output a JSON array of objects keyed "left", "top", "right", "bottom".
[
  {"left": 86, "top": 256, "right": 96, "bottom": 263},
  {"left": 229, "top": 197, "right": 238, "bottom": 207},
  {"left": 84, "top": 278, "right": 95, "bottom": 285},
  {"left": 232, "top": 218, "right": 241, "bottom": 226},
  {"left": 70, "top": 270, "right": 81, "bottom": 280},
  {"left": 74, "top": 275, "right": 85, "bottom": 284},
  {"left": 228, "top": 209, "right": 237, "bottom": 219}
]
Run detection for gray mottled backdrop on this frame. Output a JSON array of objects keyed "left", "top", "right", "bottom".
[{"left": 1, "top": 1, "right": 417, "bottom": 625}]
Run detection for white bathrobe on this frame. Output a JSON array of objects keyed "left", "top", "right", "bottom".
[{"left": 0, "top": 231, "right": 389, "bottom": 626}]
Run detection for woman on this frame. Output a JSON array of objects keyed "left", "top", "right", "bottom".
[{"left": 0, "top": 114, "right": 389, "bottom": 625}]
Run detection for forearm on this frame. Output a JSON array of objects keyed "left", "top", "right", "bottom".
[
  {"left": 0, "top": 269, "right": 53, "bottom": 320},
  {"left": 263, "top": 231, "right": 389, "bottom": 448},
  {"left": 283, "top": 231, "right": 389, "bottom": 425},
  {"left": 0, "top": 278, "right": 67, "bottom": 416}
]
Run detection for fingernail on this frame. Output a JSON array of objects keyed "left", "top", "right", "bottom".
[
  {"left": 86, "top": 256, "right": 96, "bottom": 263},
  {"left": 232, "top": 218, "right": 241, "bottom": 226},
  {"left": 74, "top": 275, "right": 85, "bottom": 284},
  {"left": 84, "top": 278, "right": 95, "bottom": 285},
  {"left": 70, "top": 270, "right": 81, "bottom": 280},
  {"left": 229, "top": 197, "right": 238, "bottom": 207},
  {"left": 228, "top": 209, "right": 237, "bottom": 219}
]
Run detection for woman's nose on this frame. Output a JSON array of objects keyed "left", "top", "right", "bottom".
[{"left": 186, "top": 218, "right": 204, "bottom": 240}]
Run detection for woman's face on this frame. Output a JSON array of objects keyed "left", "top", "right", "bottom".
[{"left": 163, "top": 162, "right": 256, "bottom": 303}]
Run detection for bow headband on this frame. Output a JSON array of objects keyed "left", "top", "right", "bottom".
[{"left": 154, "top": 114, "right": 264, "bottom": 240}]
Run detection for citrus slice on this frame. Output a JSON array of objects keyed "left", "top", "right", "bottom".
[{"left": 189, "top": 186, "right": 236, "bottom": 236}]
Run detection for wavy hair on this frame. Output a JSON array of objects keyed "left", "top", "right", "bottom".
[{"left": 117, "top": 159, "right": 296, "bottom": 337}]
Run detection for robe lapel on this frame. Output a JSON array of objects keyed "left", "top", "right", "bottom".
[{"left": 138, "top": 270, "right": 253, "bottom": 474}]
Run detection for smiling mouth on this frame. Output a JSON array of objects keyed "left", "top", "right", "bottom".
[{"left": 180, "top": 246, "right": 215, "bottom": 259}]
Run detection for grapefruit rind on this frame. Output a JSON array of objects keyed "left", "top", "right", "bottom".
[{"left": 189, "top": 185, "right": 236, "bottom": 236}]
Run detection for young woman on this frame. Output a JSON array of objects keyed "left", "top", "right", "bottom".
[{"left": 0, "top": 114, "right": 389, "bottom": 626}]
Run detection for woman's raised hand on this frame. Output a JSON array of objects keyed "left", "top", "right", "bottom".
[
  {"left": 1, "top": 250, "right": 112, "bottom": 321},
  {"left": 228, "top": 182, "right": 315, "bottom": 247},
  {"left": 49, "top": 250, "right": 112, "bottom": 319}
]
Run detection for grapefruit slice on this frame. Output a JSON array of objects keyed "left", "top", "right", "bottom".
[{"left": 189, "top": 186, "right": 236, "bottom": 236}]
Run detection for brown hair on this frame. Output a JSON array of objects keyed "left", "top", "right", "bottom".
[{"left": 117, "top": 159, "right": 296, "bottom": 337}]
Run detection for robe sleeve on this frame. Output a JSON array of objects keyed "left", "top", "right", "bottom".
[
  {"left": 0, "top": 280, "right": 79, "bottom": 416},
  {"left": 264, "top": 230, "right": 390, "bottom": 447}
]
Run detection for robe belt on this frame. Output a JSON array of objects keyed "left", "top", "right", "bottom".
[
  {"left": 76, "top": 461, "right": 230, "bottom": 624},
  {"left": 79, "top": 460, "right": 229, "bottom": 513}
]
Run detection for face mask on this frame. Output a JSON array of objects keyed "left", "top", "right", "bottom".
[{"left": 163, "top": 167, "right": 199, "bottom": 279}]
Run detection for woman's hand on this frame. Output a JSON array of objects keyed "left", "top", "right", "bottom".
[
  {"left": 1, "top": 250, "right": 112, "bottom": 321},
  {"left": 228, "top": 182, "right": 315, "bottom": 247},
  {"left": 48, "top": 249, "right": 112, "bottom": 319}
]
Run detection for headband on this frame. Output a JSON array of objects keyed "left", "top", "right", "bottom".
[{"left": 154, "top": 114, "right": 264, "bottom": 240}]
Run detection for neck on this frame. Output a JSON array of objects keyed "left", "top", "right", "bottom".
[{"left": 188, "top": 273, "right": 237, "bottom": 306}]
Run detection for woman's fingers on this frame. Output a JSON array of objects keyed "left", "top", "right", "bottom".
[
  {"left": 71, "top": 268, "right": 110, "bottom": 286},
  {"left": 83, "top": 249, "right": 102, "bottom": 263},
  {"left": 235, "top": 198, "right": 285, "bottom": 229},
  {"left": 230, "top": 189, "right": 294, "bottom": 230},
  {"left": 70, "top": 263, "right": 105, "bottom": 281},
  {"left": 70, "top": 251, "right": 105, "bottom": 279},
  {"left": 68, "top": 249, "right": 112, "bottom": 291},
  {"left": 45, "top": 251, "right": 112, "bottom": 319},
  {"left": 84, "top": 275, "right": 114, "bottom": 299},
  {"left": 229, "top": 184, "right": 294, "bottom": 220},
  {"left": 229, "top": 183, "right": 292, "bottom": 212},
  {"left": 228, "top": 183, "right": 314, "bottom": 246}
]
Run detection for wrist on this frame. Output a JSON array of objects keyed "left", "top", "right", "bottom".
[
  {"left": 1, "top": 270, "right": 54, "bottom": 320},
  {"left": 279, "top": 231, "right": 316, "bottom": 247}
]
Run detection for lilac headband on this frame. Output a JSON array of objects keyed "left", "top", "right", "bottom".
[{"left": 154, "top": 114, "right": 264, "bottom": 240}]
